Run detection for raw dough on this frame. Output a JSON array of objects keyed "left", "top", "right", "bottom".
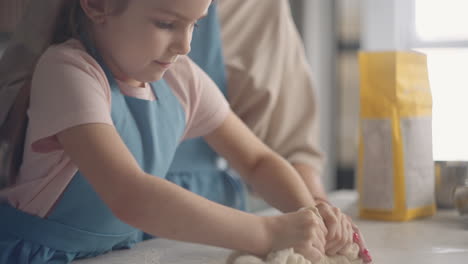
[
  {"left": 229, "top": 207, "right": 364, "bottom": 264},
  {"left": 230, "top": 243, "right": 363, "bottom": 264}
]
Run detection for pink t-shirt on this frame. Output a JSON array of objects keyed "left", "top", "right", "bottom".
[{"left": 0, "top": 39, "right": 230, "bottom": 217}]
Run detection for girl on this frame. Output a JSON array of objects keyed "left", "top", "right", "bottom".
[{"left": 0, "top": 0, "right": 346, "bottom": 263}]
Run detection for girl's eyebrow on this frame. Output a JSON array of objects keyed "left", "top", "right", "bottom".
[{"left": 153, "top": 7, "right": 208, "bottom": 21}]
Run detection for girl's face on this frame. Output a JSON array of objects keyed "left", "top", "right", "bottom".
[{"left": 89, "top": 0, "right": 211, "bottom": 87}]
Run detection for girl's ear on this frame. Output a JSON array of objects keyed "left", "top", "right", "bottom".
[{"left": 80, "top": 0, "right": 113, "bottom": 24}]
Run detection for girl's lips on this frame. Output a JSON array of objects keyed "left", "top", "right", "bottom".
[{"left": 154, "top": 60, "right": 172, "bottom": 68}]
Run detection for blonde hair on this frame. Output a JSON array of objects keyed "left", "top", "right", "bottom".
[{"left": 52, "top": 0, "right": 129, "bottom": 44}]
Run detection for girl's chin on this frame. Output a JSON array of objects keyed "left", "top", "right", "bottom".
[{"left": 151, "top": 70, "right": 167, "bottom": 82}]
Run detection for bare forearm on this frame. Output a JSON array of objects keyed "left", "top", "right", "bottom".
[
  {"left": 246, "top": 153, "right": 315, "bottom": 213},
  {"left": 292, "top": 163, "right": 328, "bottom": 202},
  {"left": 114, "top": 172, "right": 271, "bottom": 255}
]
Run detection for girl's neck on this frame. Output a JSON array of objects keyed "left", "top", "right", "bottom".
[
  {"left": 115, "top": 77, "right": 146, "bottom": 88},
  {"left": 97, "top": 47, "right": 146, "bottom": 88}
]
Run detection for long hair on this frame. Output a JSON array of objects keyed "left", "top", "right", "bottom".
[
  {"left": 0, "top": 0, "right": 74, "bottom": 189},
  {"left": 0, "top": 80, "right": 30, "bottom": 188},
  {"left": 52, "top": 0, "right": 84, "bottom": 44},
  {"left": 0, "top": 0, "right": 131, "bottom": 189},
  {"left": 52, "top": 0, "right": 129, "bottom": 44}
]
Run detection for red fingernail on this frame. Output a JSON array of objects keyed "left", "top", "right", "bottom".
[
  {"left": 360, "top": 249, "right": 372, "bottom": 263},
  {"left": 353, "top": 232, "right": 360, "bottom": 243}
]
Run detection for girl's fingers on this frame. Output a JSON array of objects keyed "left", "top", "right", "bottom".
[
  {"left": 319, "top": 219, "right": 328, "bottom": 236},
  {"left": 326, "top": 218, "right": 354, "bottom": 255},
  {"left": 325, "top": 240, "right": 342, "bottom": 255},
  {"left": 319, "top": 223, "right": 328, "bottom": 247},
  {"left": 311, "top": 230, "right": 326, "bottom": 254},
  {"left": 301, "top": 207, "right": 327, "bottom": 253}
]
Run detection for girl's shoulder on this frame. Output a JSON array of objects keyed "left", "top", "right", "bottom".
[
  {"left": 37, "top": 39, "right": 104, "bottom": 78},
  {"left": 34, "top": 39, "right": 108, "bottom": 90},
  {"left": 41, "top": 39, "right": 87, "bottom": 61}
]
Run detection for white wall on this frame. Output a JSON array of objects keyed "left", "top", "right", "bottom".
[
  {"left": 333, "top": 0, "right": 414, "bottom": 169},
  {"left": 361, "top": 0, "right": 413, "bottom": 51},
  {"left": 336, "top": 0, "right": 361, "bottom": 169}
]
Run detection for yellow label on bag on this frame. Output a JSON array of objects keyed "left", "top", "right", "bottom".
[{"left": 357, "top": 51, "right": 436, "bottom": 221}]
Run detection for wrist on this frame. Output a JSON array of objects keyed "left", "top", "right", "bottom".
[{"left": 258, "top": 215, "right": 280, "bottom": 256}]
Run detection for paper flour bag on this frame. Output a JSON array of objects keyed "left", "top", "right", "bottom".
[{"left": 357, "top": 51, "right": 436, "bottom": 221}]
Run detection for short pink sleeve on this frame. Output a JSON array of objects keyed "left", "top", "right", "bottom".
[
  {"left": 164, "top": 56, "right": 230, "bottom": 140},
  {"left": 29, "top": 41, "right": 113, "bottom": 152}
]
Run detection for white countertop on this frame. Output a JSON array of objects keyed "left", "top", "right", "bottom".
[{"left": 75, "top": 191, "right": 468, "bottom": 264}]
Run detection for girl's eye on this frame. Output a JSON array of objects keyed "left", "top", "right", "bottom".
[{"left": 155, "top": 21, "right": 174, "bottom": 30}]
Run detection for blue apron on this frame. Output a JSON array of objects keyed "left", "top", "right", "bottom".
[
  {"left": 167, "top": 3, "right": 246, "bottom": 210},
  {"left": 0, "top": 33, "right": 186, "bottom": 263}
]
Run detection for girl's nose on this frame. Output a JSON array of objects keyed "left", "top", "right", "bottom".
[{"left": 171, "top": 30, "right": 192, "bottom": 55}]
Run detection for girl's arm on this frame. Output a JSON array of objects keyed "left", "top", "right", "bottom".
[
  {"left": 292, "top": 163, "right": 328, "bottom": 202},
  {"left": 205, "top": 111, "right": 357, "bottom": 256},
  {"left": 204, "top": 111, "right": 316, "bottom": 213},
  {"left": 57, "top": 123, "right": 271, "bottom": 254},
  {"left": 57, "top": 122, "right": 326, "bottom": 260}
]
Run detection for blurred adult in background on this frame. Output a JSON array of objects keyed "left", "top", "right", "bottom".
[{"left": 169, "top": 0, "right": 362, "bottom": 256}]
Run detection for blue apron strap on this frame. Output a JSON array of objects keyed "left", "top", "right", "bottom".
[
  {"left": 79, "top": 31, "right": 118, "bottom": 89},
  {"left": 188, "top": 3, "right": 227, "bottom": 96}
]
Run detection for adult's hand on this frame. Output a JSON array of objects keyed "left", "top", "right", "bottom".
[{"left": 350, "top": 219, "right": 373, "bottom": 263}]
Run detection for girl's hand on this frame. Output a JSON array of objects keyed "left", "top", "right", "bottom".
[
  {"left": 264, "top": 209, "right": 327, "bottom": 262},
  {"left": 315, "top": 202, "right": 354, "bottom": 256}
]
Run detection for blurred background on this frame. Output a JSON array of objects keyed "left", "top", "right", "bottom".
[
  {"left": 0, "top": 0, "right": 467, "bottom": 193},
  {"left": 290, "top": 0, "right": 468, "bottom": 192}
]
